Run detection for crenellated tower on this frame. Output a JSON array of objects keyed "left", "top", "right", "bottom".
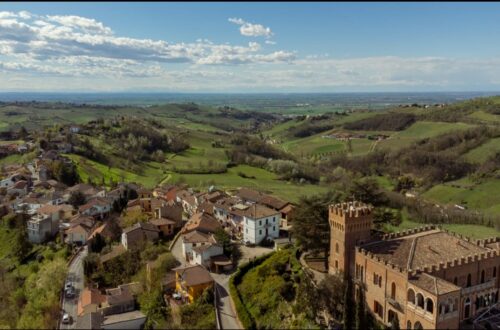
[{"left": 328, "top": 201, "right": 373, "bottom": 277}]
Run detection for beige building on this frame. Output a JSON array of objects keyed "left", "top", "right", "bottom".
[{"left": 329, "top": 201, "right": 499, "bottom": 329}]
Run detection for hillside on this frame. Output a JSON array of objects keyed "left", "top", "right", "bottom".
[{"left": 1, "top": 96, "right": 499, "bottom": 235}]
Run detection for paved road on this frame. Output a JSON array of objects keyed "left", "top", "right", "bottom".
[
  {"left": 60, "top": 246, "right": 88, "bottom": 329},
  {"left": 212, "top": 273, "right": 242, "bottom": 330}
]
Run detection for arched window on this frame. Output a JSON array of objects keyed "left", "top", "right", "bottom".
[
  {"left": 481, "top": 270, "right": 485, "bottom": 284},
  {"left": 335, "top": 260, "right": 338, "bottom": 269},
  {"left": 494, "top": 267, "right": 497, "bottom": 278},
  {"left": 425, "top": 298, "right": 434, "bottom": 314},
  {"left": 453, "top": 276, "right": 458, "bottom": 285},
  {"left": 416, "top": 293, "right": 425, "bottom": 309},
  {"left": 467, "top": 273, "right": 472, "bottom": 287},
  {"left": 407, "top": 289, "right": 415, "bottom": 304},
  {"left": 414, "top": 321, "right": 423, "bottom": 330},
  {"left": 406, "top": 321, "right": 412, "bottom": 330},
  {"left": 417, "top": 293, "right": 424, "bottom": 309},
  {"left": 335, "top": 243, "right": 339, "bottom": 253},
  {"left": 391, "top": 282, "right": 396, "bottom": 299}
]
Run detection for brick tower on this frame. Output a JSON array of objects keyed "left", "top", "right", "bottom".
[{"left": 328, "top": 201, "right": 373, "bottom": 277}]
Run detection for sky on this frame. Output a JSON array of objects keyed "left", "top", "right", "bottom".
[{"left": 1, "top": 2, "right": 500, "bottom": 92}]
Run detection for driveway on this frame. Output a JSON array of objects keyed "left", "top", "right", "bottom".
[
  {"left": 60, "top": 246, "right": 88, "bottom": 329},
  {"left": 237, "top": 244, "right": 273, "bottom": 267}
]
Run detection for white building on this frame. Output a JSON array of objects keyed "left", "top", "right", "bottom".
[
  {"left": 242, "top": 204, "right": 281, "bottom": 244},
  {"left": 192, "top": 244, "right": 224, "bottom": 268},
  {"left": 181, "top": 230, "right": 217, "bottom": 262},
  {"left": 27, "top": 213, "right": 59, "bottom": 243}
]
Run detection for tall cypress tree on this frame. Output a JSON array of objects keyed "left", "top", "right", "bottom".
[
  {"left": 356, "top": 287, "right": 367, "bottom": 330},
  {"left": 343, "top": 278, "right": 355, "bottom": 330}
]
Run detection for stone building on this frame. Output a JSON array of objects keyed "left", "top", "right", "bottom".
[{"left": 328, "top": 201, "right": 500, "bottom": 329}]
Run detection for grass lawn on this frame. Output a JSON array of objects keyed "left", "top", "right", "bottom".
[
  {"left": 282, "top": 134, "right": 345, "bottom": 156},
  {"left": 422, "top": 177, "right": 500, "bottom": 216},
  {"left": 0, "top": 154, "right": 23, "bottom": 166},
  {"left": 468, "top": 111, "right": 500, "bottom": 124},
  {"left": 377, "top": 121, "right": 474, "bottom": 151},
  {"left": 384, "top": 215, "right": 499, "bottom": 239},
  {"left": 167, "top": 164, "right": 327, "bottom": 203},
  {"left": 64, "top": 154, "right": 167, "bottom": 188},
  {"left": 462, "top": 137, "right": 500, "bottom": 163}
]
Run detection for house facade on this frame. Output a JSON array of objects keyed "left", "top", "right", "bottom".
[{"left": 242, "top": 204, "right": 281, "bottom": 244}]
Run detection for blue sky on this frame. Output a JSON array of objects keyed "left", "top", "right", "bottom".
[{"left": 1, "top": 2, "right": 500, "bottom": 92}]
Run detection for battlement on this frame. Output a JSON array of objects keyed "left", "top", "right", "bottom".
[
  {"left": 409, "top": 249, "right": 499, "bottom": 276},
  {"left": 329, "top": 201, "right": 372, "bottom": 218},
  {"left": 381, "top": 225, "right": 436, "bottom": 240},
  {"left": 356, "top": 246, "right": 407, "bottom": 275}
]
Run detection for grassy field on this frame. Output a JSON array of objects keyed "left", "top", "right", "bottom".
[
  {"left": 376, "top": 121, "right": 474, "bottom": 151},
  {"left": 282, "top": 134, "right": 345, "bottom": 156},
  {"left": 167, "top": 164, "right": 327, "bottom": 203},
  {"left": 64, "top": 154, "right": 167, "bottom": 188},
  {"left": 422, "top": 177, "right": 500, "bottom": 216},
  {"left": 462, "top": 137, "right": 500, "bottom": 163},
  {"left": 384, "top": 214, "right": 499, "bottom": 239},
  {"left": 468, "top": 111, "right": 500, "bottom": 124}
]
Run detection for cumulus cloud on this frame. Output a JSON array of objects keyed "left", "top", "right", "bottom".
[
  {"left": 0, "top": 11, "right": 292, "bottom": 66},
  {"left": 228, "top": 17, "right": 273, "bottom": 38}
]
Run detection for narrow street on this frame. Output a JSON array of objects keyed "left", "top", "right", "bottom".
[{"left": 59, "top": 246, "right": 88, "bottom": 329}]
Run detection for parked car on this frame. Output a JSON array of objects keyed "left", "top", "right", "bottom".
[
  {"left": 65, "top": 287, "right": 75, "bottom": 298},
  {"left": 62, "top": 313, "right": 70, "bottom": 324}
]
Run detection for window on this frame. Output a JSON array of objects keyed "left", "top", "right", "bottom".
[
  {"left": 391, "top": 282, "right": 396, "bottom": 300},
  {"left": 273, "top": 226, "right": 276, "bottom": 231},
  {"left": 245, "top": 229, "right": 248, "bottom": 233},
  {"left": 259, "top": 220, "right": 261, "bottom": 226},
  {"left": 273, "top": 217, "right": 276, "bottom": 222},
  {"left": 453, "top": 276, "right": 458, "bottom": 285},
  {"left": 481, "top": 270, "right": 485, "bottom": 284},
  {"left": 494, "top": 267, "right": 497, "bottom": 278},
  {"left": 335, "top": 243, "right": 339, "bottom": 253},
  {"left": 416, "top": 293, "right": 424, "bottom": 309},
  {"left": 266, "top": 219, "right": 268, "bottom": 225},
  {"left": 259, "top": 230, "right": 262, "bottom": 235},
  {"left": 193, "top": 243, "right": 197, "bottom": 247},
  {"left": 246, "top": 219, "right": 248, "bottom": 225},
  {"left": 425, "top": 298, "right": 434, "bottom": 314},
  {"left": 406, "top": 321, "right": 412, "bottom": 330},
  {"left": 467, "top": 273, "right": 472, "bottom": 287},
  {"left": 414, "top": 321, "right": 423, "bottom": 330},
  {"left": 335, "top": 260, "right": 338, "bottom": 269}
]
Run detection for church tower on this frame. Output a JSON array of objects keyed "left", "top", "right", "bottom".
[{"left": 328, "top": 201, "right": 373, "bottom": 277}]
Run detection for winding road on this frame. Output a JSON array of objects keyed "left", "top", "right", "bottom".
[{"left": 59, "top": 246, "right": 87, "bottom": 329}]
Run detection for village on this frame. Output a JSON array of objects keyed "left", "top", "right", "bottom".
[{"left": 0, "top": 143, "right": 296, "bottom": 329}]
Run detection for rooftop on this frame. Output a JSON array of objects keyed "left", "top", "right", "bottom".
[
  {"left": 361, "top": 229, "right": 490, "bottom": 271},
  {"left": 101, "top": 310, "right": 146, "bottom": 326},
  {"left": 174, "top": 264, "right": 214, "bottom": 287},
  {"left": 409, "top": 272, "right": 461, "bottom": 296}
]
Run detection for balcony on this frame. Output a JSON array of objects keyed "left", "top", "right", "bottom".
[
  {"left": 386, "top": 296, "right": 404, "bottom": 312},
  {"left": 462, "top": 279, "right": 495, "bottom": 295}
]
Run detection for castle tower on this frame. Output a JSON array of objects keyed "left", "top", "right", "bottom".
[{"left": 328, "top": 201, "right": 373, "bottom": 277}]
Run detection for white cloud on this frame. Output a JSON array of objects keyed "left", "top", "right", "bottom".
[
  {"left": 228, "top": 17, "right": 273, "bottom": 38},
  {"left": 265, "top": 40, "right": 276, "bottom": 45}
]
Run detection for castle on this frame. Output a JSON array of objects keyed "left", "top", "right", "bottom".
[{"left": 329, "top": 201, "right": 500, "bottom": 329}]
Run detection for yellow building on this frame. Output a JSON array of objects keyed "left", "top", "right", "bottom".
[{"left": 174, "top": 264, "right": 214, "bottom": 303}]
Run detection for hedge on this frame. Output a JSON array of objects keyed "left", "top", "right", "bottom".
[{"left": 229, "top": 252, "right": 275, "bottom": 330}]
